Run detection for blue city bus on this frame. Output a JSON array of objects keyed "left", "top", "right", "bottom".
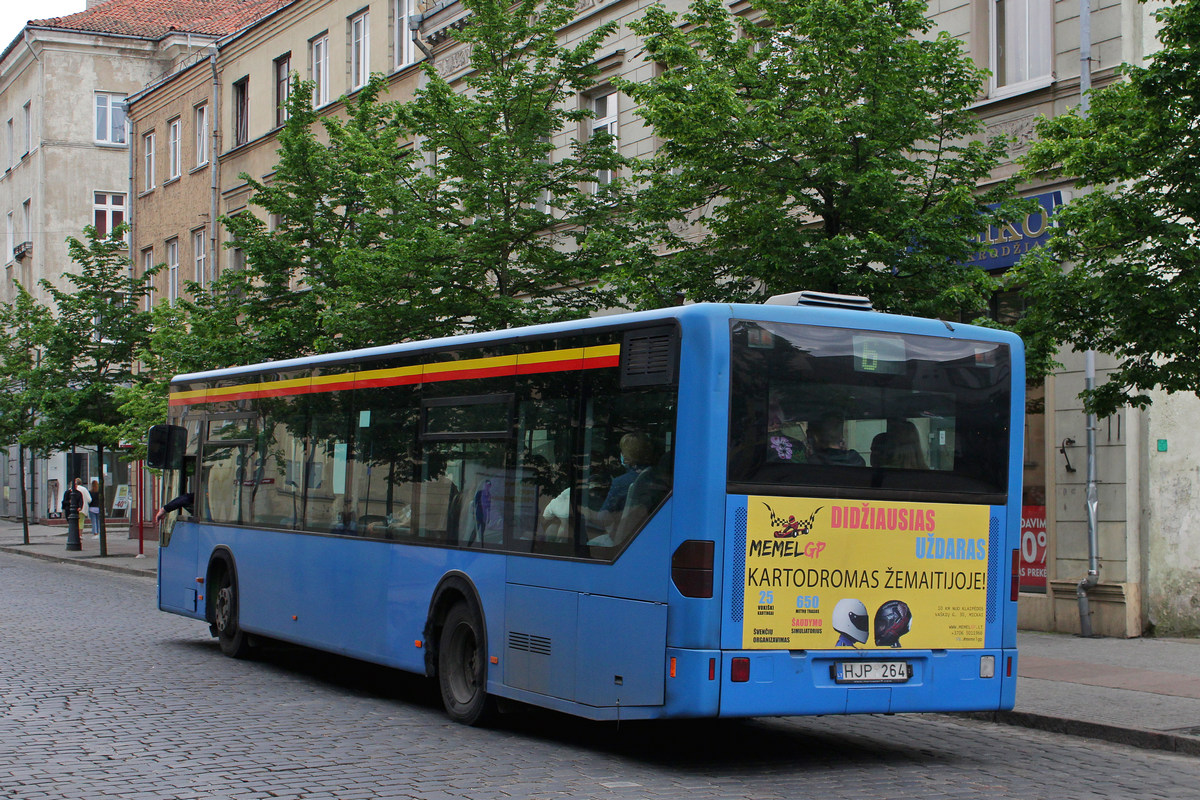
[{"left": 149, "top": 296, "right": 1022, "bottom": 724}]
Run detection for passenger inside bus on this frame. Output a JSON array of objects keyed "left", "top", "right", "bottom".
[
  {"left": 807, "top": 414, "right": 866, "bottom": 467},
  {"left": 870, "top": 420, "right": 929, "bottom": 470}
]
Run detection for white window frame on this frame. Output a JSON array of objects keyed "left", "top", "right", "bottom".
[
  {"left": 394, "top": 0, "right": 415, "bottom": 68},
  {"left": 194, "top": 104, "right": 209, "bottom": 167},
  {"left": 141, "top": 248, "right": 155, "bottom": 309},
  {"left": 166, "top": 238, "right": 180, "bottom": 304},
  {"left": 21, "top": 199, "right": 30, "bottom": 244},
  {"left": 311, "top": 35, "right": 330, "bottom": 107},
  {"left": 351, "top": 11, "right": 371, "bottom": 90},
  {"left": 275, "top": 53, "right": 292, "bottom": 127},
  {"left": 142, "top": 132, "right": 156, "bottom": 191},
  {"left": 6, "top": 119, "right": 12, "bottom": 169},
  {"left": 22, "top": 101, "right": 31, "bottom": 155},
  {"left": 5, "top": 211, "right": 12, "bottom": 263},
  {"left": 167, "top": 118, "right": 181, "bottom": 180},
  {"left": 589, "top": 90, "right": 618, "bottom": 189},
  {"left": 233, "top": 77, "right": 250, "bottom": 147},
  {"left": 192, "top": 228, "right": 207, "bottom": 287},
  {"left": 94, "top": 93, "right": 127, "bottom": 145},
  {"left": 92, "top": 192, "right": 126, "bottom": 240},
  {"left": 989, "top": 0, "right": 1054, "bottom": 97}
]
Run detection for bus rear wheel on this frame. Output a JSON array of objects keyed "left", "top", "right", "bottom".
[
  {"left": 438, "top": 602, "right": 494, "bottom": 725},
  {"left": 211, "top": 567, "right": 251, "bottom": 659}
]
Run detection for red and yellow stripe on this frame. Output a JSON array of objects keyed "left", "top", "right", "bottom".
[{"left": 169, "top": 344, "right": 620, "bottom": 407}]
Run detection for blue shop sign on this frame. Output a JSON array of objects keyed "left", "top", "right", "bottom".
[{"left": 966, "top": 190, "right": 1062, "bottom": 271}]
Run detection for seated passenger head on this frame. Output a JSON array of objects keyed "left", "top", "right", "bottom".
[
  {"left": 619, "top": 432, "right": 655, "bottom": 468},
  {"left": 809, "top": 414, "right": 846, "bottom": 450}
]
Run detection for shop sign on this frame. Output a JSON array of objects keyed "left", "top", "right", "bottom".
[{"left": 966, "top": 191, "right": 1063, "bottom": 271}]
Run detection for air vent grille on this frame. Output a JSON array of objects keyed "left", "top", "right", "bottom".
[
  {"left": 620, "top": 325, "right": 678, "bottom": 388},
  {"left": 508, "top": 631, "right": 552, "bottom": 656}
]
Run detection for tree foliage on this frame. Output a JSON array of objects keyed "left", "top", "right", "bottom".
[
  {"left": 0, "top": 284, "right": 52, "bottom": 539},
  {"left": 34, "top": 225, "right": 159, "bottom": 553},
  {"left": 396, "top": 0, "right": 643, "bottom": 331},
  {"left": 1016, "top": 0, "right": 1200, "bottom": 416},
  {"left": 614, "top": 0, "right": 1018, "bottom": 316}
]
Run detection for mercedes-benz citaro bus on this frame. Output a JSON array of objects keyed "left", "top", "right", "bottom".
[{"left": 148, "top": 293, "right": 1022, "bottom": 725}]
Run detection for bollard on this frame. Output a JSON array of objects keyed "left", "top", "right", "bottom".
[{"left": 65, "top": 491, "right": 82, "bottom": 552}]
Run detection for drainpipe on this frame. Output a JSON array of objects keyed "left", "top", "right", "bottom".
[
  {"left": 1075, "top": 0, "right": 1101, "bottom": 637},
  {"left": 209, "top": 47, "right": 220, "bottom": 283}
]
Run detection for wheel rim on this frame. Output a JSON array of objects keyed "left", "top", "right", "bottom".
[
  {"left": 214, "top": 585, "right": 233, "bottom": 634},
  {"left": 446, "top": 620, "right": 479, "bottom": 705}
]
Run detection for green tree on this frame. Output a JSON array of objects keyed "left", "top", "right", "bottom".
[
  {"left": 34, "top": 225, "right": 159, "bottom": 555},
  {"left": 396, "top": 0, "right": 641, "bottom": 331},
  {"left": 220, "top": 75, "right": 441, "bottom": 360},
  {"left": 1016, "top": 0, "right": 1200, "bottom": 416},
  {"left": 0, "top": 284, "right": 52, "bottom": 543},
  {"left": 615, "top": 0, "right": 1018, "bottom": 316}
]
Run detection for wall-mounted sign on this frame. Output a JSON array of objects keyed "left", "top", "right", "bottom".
[{"left": 965, "top": 191, "right": 1063, "bottom": 272}]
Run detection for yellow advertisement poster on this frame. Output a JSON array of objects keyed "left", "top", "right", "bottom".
[{"left": 743, "top": 497, "right": 991, "bottom": 650}]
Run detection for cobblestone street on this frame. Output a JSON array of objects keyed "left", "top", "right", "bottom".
[{"left": 3, "top": 552, "right": 1199, "bottom": 800}]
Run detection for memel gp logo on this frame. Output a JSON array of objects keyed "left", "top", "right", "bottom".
[{"left": 742, "top": 497, "right": 991, "bottom": 650}]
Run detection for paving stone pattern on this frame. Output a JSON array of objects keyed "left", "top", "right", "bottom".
[{"left": 2, "top": 552, "right": 1199, "bottom": 800}]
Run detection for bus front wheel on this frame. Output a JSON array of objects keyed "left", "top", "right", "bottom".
[
  {"left": 211, "top": 567, "right": 251, "bottom": 659},
  {"left": 438, "top": 602, "right": 494, "bottom": 725}
]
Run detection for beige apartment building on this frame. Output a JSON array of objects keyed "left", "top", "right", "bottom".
[
  {"left": 0, "top": 0, "right": 287, "bottom": 524},
  {"left": 126, "top": 0, "right": 1197, "bottom": 637}
]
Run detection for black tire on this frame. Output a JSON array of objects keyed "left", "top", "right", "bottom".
[
  {"left": 438, "top": 602, "right": 494, "bottom": 725},
  {"left": 211, "top": 566, "right": 251, "bottom": 659}
]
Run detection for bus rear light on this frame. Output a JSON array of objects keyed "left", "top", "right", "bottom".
[
  {"left": 1010, "top": 549, "right": 1020, "bottom": 601},
  {"left": 709, "top": 658, "right": 716, "bottom": 680},
  {"left": 1006, "top": 657, "right": 1013, "bottom": 678},
  {"left": 731, "top": 657, "right": 750, "bottom": 682},
  {"left": 672, "top": 540, "right": 715, "bottom": 598},
  {"left": 670, "top": 657, "right": 677, "bottom": 678}
]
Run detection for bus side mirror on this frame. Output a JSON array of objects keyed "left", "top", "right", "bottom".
[{"left": 147, "top": 425, "right": 188, "bottom": 470}]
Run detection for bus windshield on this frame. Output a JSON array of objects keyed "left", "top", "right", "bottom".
[{"left": 728, "top": 320, "right": 1011, "bottom": 501}]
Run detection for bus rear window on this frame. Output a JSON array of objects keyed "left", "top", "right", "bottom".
[{"left": 728, "top": 321, "right": 1011, "bottom": 500}]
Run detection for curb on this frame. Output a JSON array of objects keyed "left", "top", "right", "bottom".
[
  {"left": 958, "top": 710, "right": 1200, "bottom": 756},
  {"left": 0, "top": 544, "right": 155, "bottom": 579}
]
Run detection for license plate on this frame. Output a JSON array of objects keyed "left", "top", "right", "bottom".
[{"left": 833, "top": 660, "right": 912, "bottom": 684}]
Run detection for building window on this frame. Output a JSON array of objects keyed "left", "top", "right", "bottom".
[
  {"left": 991, "top": 0, "right": 1054, "bottom": 94},
  {"left": 275, "top": 53, "right": 292, "bottom": 128},
  {"left": 195, "top": 104, "right": 209, "bottom": 167},
  {"left": 166, "top": 238, "right": 180, "bottom": 303},
  {"left": 311, "top": 35, "right": 330, "bottom": 107},
  {"left": 22, "top": 101, "right": 31, "bottom": 155},
  {"left": 93, "top": 192, "right": 125, "bottom": 239},
  {"left": 6, "top": 119, "right": 12, "bottom": 169},
  {"left": 22, "top": 199, "right": 30, "bottom": 243},
  {"left": 394, "top": 0, "right": 415, "bottom": 68},
  {"left": 141, "top": 248, "right": 155, "bottom": 309},
  {"left": 5, "top": 211, "right": 12, "bottom": 262},
  {"left": 167, "top": 118, "right": 181, "bottom": 180},
  {"left": 142, "top": 132, "right": 156, "bottom": 191},
  {"left": 589, "top": 91, "right": 618, "bottom": 188},
  {"left": 94, "top": 93, "right": 127, "bottom": 145},
  {"left": 193, "top": 229, "right": 207, "bottom": 287},
  {"left": 233, "top": 77, "right": 249, "bottom": 147},
  {"left": 351, "top": 11, "right": 370, "bottom": 90}
]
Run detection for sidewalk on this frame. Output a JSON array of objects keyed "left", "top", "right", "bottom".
[
  {"left": 3, "top": 517, "right": 1199, "bottom": 755},
  {"left": 0, "top": 517, "right": 157, "bottom": 578}
]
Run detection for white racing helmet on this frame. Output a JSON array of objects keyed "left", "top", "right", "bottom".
[{"left": 832, "top": 598, "right": 870, "bottom": 644}]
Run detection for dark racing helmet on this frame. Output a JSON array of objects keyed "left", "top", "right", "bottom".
[{"left": 874, "top": 600, "right": 912, "bottom": 647}]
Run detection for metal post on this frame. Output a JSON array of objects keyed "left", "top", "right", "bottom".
[{"left": 65, "top": 489, "right": 81, "bottom": 551}]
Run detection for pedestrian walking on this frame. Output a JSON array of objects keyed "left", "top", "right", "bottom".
[
  {"left": 73, "top": 479, "right": 92, "bottom": 534},
  {"left": 88, "top": 478, "right": 103, "bottom": 537}
]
